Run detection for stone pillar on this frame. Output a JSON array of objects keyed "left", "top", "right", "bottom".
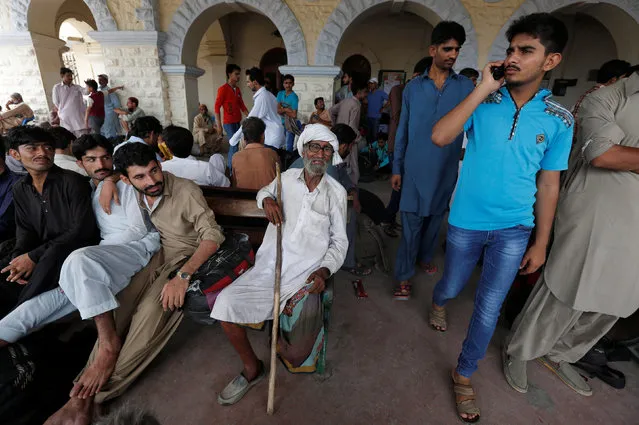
[
  {"left": 0, "top": 32, "right": 51, "bottom": 120},
  {"left": 88, "top": 31, "right": 171, "bottom": 125},
  {"left": 162, "top": 65, "right": 205, "bottom": 129},
  {"left": 278, "top": 65, "right": 341, "bottom": 123}
]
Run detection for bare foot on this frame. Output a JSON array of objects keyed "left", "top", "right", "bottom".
[
  {"left": 70, "top": 335, "right": 121, "bottom": 399},
  {"left": 44, "top": 397, "right": 93, "bottom": 425},
  {"left": 452, "top": 370, "right": 480, "bottom": 422}
]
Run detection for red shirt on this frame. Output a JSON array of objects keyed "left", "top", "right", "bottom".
[
  {"left": 214, "top": 83, "right": 247, "bottom": 124},
  {"left": 88, "top": 91, "right": 105, "bottom": 118}
]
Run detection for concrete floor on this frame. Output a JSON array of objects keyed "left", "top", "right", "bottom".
[{"left": 116, "top": 179, "right": 639, "bottom": 425}]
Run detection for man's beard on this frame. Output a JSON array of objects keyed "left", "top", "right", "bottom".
[
  {"left": 128, "top": 107, "right": 135, "bottom": 112},
  {"left": 133, "top": 181, "right": 164, "bottom": 197},
  {"left": 303, "top": 157, "right": 328, "bottom": 177}
]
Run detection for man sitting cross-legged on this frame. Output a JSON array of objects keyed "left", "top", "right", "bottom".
[
  {"left": 211, "top": 124, "right": 348, "bottom": 405},
  {"left": 46, "top": 142, "right": 224, "bottom": 425},
  {"left": 0, "top": 134, "right": 160, "bottom": 377},
  {"left": 0, "top": 127, "right": 100, "bottom": 316}
]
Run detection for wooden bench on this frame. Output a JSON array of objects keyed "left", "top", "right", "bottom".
[{"left": 200, "top": 185, "right": 334, "bottom": 375}]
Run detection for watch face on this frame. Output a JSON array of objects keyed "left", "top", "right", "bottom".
[{"left": 179, "top": 272, "right": 190, "bottom": 279}]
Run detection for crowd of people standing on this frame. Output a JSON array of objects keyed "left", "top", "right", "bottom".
[{"left": 0, "top": 9, "right": 638, "bottom": 425}]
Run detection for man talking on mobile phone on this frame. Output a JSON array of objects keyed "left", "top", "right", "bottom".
[{"left": 428, "top": 13, "right": 573, "bottom": 423}]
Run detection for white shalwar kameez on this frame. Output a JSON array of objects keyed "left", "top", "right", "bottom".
[
  {"left": 0, "top": 181, "right": 160, "bottom": 342},
  {"left": 52, "top": 81, "right": 87, "bottom": 135},
  {"left": 211, "top": 167, "right": 348, "bottom": 324}
]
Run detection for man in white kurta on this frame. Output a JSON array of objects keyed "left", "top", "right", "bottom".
[
  {"left": 229, "top": 81, "right": 285, "bottom": 150},
  {"left": 212, "top": 124, "right": 348, "bottom": 405},
  {"left": 0, "top": 136, "right": 160, "bottom": 343},
  {"left": 52, "top": 68, "right": 87, "bottom": 136}
]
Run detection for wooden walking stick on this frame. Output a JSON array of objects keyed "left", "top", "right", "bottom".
[{"left": 267, "top": 162, "right": 283, "bottom": 415}]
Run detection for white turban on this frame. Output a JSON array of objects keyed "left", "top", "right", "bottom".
[{"left": 296, "top": 123, "right": 343, "bottom": 166}]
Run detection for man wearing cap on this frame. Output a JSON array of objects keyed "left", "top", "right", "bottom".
[
  {"left": 98, "top": 75, "right": 123, "bottom": 139},
  {"left": 212, "top": 124, "right": 348, "bottom": 406},
  {"left": 366, "top": 78, "right": 389, "bottom": 144}
]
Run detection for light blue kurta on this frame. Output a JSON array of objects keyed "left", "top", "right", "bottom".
[{"left": 100, "top": 85, "right": 122, "bottom": 138}]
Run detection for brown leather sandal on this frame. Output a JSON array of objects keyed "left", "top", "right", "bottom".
[
  {"left": 451, "top": 371, "right": 481, "bottom": 423},
  {"left": 429, "top": 307, "right": 447, "bottom": 332}
]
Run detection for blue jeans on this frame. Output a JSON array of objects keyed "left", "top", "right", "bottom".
[
  {"left": 223, "top": 122, "right": 241, "bottom": 172},
  {"left": 432, "top": 224, "right": 532, "bottom": 378}
]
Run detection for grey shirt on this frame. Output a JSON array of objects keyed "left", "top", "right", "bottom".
[{"left": 546, "top": 72, "right": 639, "bottom": 317}]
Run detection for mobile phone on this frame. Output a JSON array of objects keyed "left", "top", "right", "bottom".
[{"left": 491, "top": 65, "right": 506, "bottom": 80}]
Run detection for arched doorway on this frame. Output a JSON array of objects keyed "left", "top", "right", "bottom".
[
  {"left": 17, "top": 0, "right": 110, "bottom": 115},
  {"left": 342, "top": 54, "right": 372, "bottom": 83},
  {"left": 163, "top": 0, "right": 307, "bottom": 128},
  {"left": 58, "top": 18, "right": 106, "bottom": 85},
  {"left": 316, "top": 0, "right": 478, "bottom": 71},
  {"left": 260, "top": 47, "right": 288, "bottom": 95},
  {"left": 488, "top": 0, "right": 639, "bottom": 107}
]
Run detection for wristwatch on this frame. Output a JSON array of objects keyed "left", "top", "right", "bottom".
[{"left": 177, "top": 270, "right": 192, "bottom": 281}]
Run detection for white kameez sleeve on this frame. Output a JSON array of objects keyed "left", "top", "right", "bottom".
[
  {"left": 52, "top": 85, "right": 60, "bottom": 108},
  {"left": 320, "top": 186, "right": 348, "bottom": 275},
  {"left": 256, "top": 176, "right": 278, "bottom": 209}
]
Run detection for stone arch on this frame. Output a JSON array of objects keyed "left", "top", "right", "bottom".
[
  {"left": 163, "top": 0, "right": 308, "bottom": 66},
  {"left": 12, "top": 0, "right": 117, "bottom": 32},
  {"left": 315, "top": 0, "right": 478, "bottom": 71},
  {"left": 487, "top": 0, "right": 639, "bottom": 62},
  {"left": 336, "top": 45, "right": 381, "bottom": 78}
]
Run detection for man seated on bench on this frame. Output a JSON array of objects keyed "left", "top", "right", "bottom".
[
  {"left": 0, "top": 134, "right": 160, "bottom": 349},
  {"left": 211, "top": 123, "right": 348, "bottom": 406},
  {"left": 159, "top": 125, "right": 229, "bottom": 187},
  {"left": 290, "top": 123, "right": 370, "bottom": 277},
  {"left": 0, "top": 127, "right": 99, "bottom": 317},
  {"left": 46, "top": 142, "right": 224, "bottom": 425},
  {"left": 0, "top": 93, "right": 34, "bottom": 134}
]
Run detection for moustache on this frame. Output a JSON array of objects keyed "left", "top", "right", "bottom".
[
  {"left": 506, "top": 65, "right": 520, "bottom": 71},
  {"left": 33, "top": 156, "right": 50, "bottom": 162},
  {"left": 95, "top": 168, "right": 111, "bottom": 174},
  {"left": 144, "top": 183, "right": 162, "bottom": 192}
]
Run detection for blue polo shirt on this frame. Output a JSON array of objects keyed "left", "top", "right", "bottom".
[
  {"left": 449, "top": 87, "right": 573, "bottom": 230},
  {"left": 276, "top": 90, "right": 299, "bottom": 125}
]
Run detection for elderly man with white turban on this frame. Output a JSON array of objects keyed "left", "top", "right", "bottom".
[{"left": 212, "top": 124, "right": 348, "bottom": 406}]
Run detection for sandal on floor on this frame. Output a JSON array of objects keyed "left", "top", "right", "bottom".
[
  {"left": 381, "top": 223, "right": 399, "bottom": 238},
  {"left": 393, "top": 284, "right": 411, "bottom": 300},
  {"left": 341, "top": 264, "right": 372, "bottom": 277},
  {"left": 452, "top": 371, "right": 481, "bottom": 423},
  {"left": 419, "top": 262, "right": 438, "bottom": 275},
  {"left": 217, "top": 361, "right": 266, "bottom": 406},
  {"left": 429, "top": 307, "right": 447, "bottom": 332}
]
